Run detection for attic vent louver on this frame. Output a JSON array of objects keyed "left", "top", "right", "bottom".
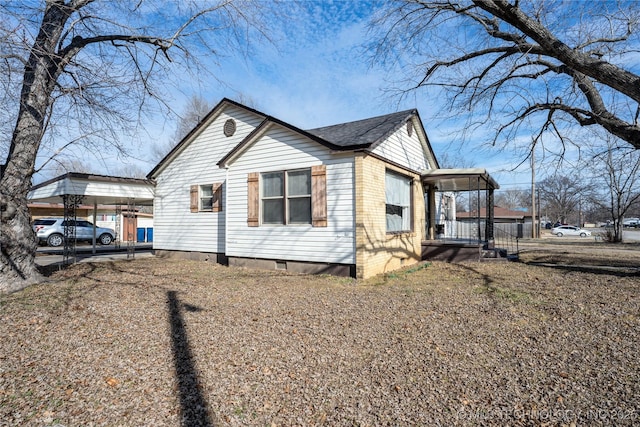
[
  {"left": 223, "top": 119, "right": 236, "bottom": 137},
  {"left": 407, "top": 121, "right": 413, "bottom": 137}
]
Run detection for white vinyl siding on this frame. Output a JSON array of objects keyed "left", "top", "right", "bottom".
[
  {"left": 371, "top": 121, "right": 429, "bottom": 172},
  {"left": 152, "top": 106, "right": 264, "bottom": 253},
  {"left": 225, "top": 126, "right": 355, "bottom": 264}
]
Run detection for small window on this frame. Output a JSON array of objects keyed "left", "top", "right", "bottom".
[
  {"left": 385, "top": 170, "right": 412, "bottom": 233},
  {"left": 261, "top": 169, "right": 311, "bottom": 225},
  {"left": 190, "top": 183, "right": 223, "bottom": 213},
  {"left": 200, "top": 185, "right": 213, "bottom": 210}
]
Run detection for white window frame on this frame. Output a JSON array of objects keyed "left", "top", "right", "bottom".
[
  {"left": 199, "top": 184, "right": 214, "bottom": 211},
  {"left": 385, "top": 170, "right": 413, "bottom": 233}
]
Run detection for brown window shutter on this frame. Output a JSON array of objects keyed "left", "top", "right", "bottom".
[
  {"left": 311, "top": 165, "right": 327, "bottom": 227},
  {"left": 247, "top": 173, "right": 259, "bottom": 226},
  {"left": 190, "top": 185, "right": 198, "bottom": 213},
  {"left": 212, "top": 182, "right": 223, "bottom": 212}
]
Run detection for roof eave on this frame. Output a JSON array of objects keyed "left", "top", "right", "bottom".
[
  {"left": 147, "top": 98, "right": 268, "bottom": 179},
  {"left": 217, "top": 116, "right": 369, "bottom": 168}
]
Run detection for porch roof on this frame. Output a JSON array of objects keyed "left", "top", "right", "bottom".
[{"left": 421, "top": 168, "right": 499, "bottom": 191}]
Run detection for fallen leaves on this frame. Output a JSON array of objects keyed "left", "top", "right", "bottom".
[
  {"left": 0, "top": 255, "right": 639, "bottom": 426},
  {"left": 105, "top": 377, "right": 119, "bottom": 387}
]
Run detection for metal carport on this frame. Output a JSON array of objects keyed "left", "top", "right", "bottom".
[{"left": 28, "top": 173, "right": 155, "bottom": 264}]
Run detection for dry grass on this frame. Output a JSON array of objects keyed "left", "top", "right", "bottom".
[{"left": 1, "top": 246, "right": 639, "bottom": 426}]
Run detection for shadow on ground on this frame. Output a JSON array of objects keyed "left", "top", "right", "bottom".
[{"left": 167, "top": 290, "right": 215, "bottom": 427}]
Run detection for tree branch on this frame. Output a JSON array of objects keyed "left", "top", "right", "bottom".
[{"left": 473, "top": 0, "right": 640, "bottom": 103}]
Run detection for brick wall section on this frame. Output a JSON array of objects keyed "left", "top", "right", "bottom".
[{"left": 355, "top": 153, "right": 425, "bottom": 279}]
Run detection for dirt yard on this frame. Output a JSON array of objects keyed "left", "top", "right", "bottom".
[{"left": 1, "top": 242, "right": 639, "bottom": 426}]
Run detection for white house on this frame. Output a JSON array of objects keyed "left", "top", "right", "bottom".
[{"left": 148, "top": 98, "right": 442, "bottom": 279}]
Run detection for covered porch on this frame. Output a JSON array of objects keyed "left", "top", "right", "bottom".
[{"left": 420, "top": 168, "right": 509, "bottom": 262}]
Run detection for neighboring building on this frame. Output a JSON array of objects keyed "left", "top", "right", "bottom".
[
  {"left": 457, "top": 206, "right": 529, "bottom": 223},
  {"left": 148, "top": 98, "right": 439, "bottom": 279}
]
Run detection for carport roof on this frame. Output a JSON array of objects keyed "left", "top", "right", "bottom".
[{"left": 28, "top": 172, "right": 155, "bottom": 206}]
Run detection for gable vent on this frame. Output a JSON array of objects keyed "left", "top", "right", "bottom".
[
  {"left": 407, "top": 121, "right": 413, "bottom": 137},
  {"left": 223, "top": 119, "right": 236, "bottom": 137}
]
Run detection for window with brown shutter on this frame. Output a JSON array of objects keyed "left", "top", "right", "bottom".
[
  {"left": 191, "top": 183, "right": 223, "bottom": 212},
  {"left": 311, "top": 165, "right": 327, "bottom": 227},
  {"left": 247, "top": 173, "right": 259, "bottom": 226},
  {"left": 212, "top": 182, "right": 223, "bottom": 212},
  {"left": 190, "top": 185, "right": 198, "bottom": 213},
  {"left": 248, "top": 166, "right": 327, "bottom": 227}
]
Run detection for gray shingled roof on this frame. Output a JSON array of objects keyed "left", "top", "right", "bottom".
[{"left": 306, "top": 109, "right": 416, "bottom": 148}]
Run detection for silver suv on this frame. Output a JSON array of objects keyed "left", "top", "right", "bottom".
[{"left": 32, "top": 218, "right": 115, "bottom": 247}]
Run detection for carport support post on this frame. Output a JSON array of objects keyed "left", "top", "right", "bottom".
[
  {"left": 92, "top": 200, "right": 97, "bottom": 254},
  {"left": 62, "top": 194, "right": 83, "bottom": 266},
  {"left": 127, "top": 198, "right": 135, "bottom": 259}
]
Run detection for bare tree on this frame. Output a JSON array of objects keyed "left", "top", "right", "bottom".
[
  {"left": 495, "top": 188, "right": 529, "bottom": 211},
  {"left": 586, "top": 137, "right": 640, "bottom": 242},
  {"left": 0, "top": 0, "right": 276, "bottom": 292},
  {"left": 538, "top": 174, "right": 585, "bottom": 225},
  {"left": 372, "top": 1, "right": 640, "bottom": 152}
]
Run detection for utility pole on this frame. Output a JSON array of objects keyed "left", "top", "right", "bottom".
[{"left": 531, "top": 146, "right": 537, "bottom": 238}]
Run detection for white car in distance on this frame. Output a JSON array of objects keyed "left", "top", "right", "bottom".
[{"left": 550, "top": 225, "right": 591, "bottom": 238}]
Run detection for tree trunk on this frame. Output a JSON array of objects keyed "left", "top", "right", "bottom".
[
  {"left": 614, "top": 222, "right": 623, "bottom": 243},
  {"left": 0, "top": 196, "right": 42, "bottom": 293},
  {"left": 0, "top": 3, "right": 71, "bottom": 293},
  {"left": 0, "top": 92, "right": 49, "bottom": 292}
]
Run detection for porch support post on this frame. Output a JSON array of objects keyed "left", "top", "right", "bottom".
[
  {"left": 427, "top": 185, "right": 436, "bottom": 240},
  {"left": 476, "top": 177, "right": 481, "bottom": 244},
  {"left": 485, "top": 187, "right": 495, "bottom": 246}
]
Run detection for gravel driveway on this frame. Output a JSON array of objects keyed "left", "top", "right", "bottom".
[{"left": 1, "top": 253, "right": 639, "bottom": 426}]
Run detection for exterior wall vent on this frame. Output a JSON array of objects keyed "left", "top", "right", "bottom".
[{"left": 223, "top": 119, "right": 236, "bottom": 137}]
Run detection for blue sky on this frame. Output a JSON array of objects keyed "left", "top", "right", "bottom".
[{"left": 115, "top": 1, "right": 579, "bottom": 191}]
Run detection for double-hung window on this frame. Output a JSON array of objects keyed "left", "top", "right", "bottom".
[
  {"left": 200, "top": 185, "right": 214, "bottom": 211},
  {"left": 261, "top": 169, "right": 311, "bottom": 224},
  {"left": 385, "top": 170, "right": 412, "bottom": 233},
  {"left": 247, "top": 166, "right": 326, "bottom": 227},
  {"left": 190, "top": 183, "right": 223, "bottom": 212}
]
